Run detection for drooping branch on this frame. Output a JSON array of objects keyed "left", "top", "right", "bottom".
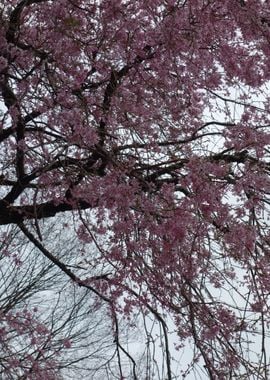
[{"left": 18, "top": 222, "right": 111, "bottom": 303}]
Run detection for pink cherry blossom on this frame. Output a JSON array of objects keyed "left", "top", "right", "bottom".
[{"left": 1, "top": 0, "right": 270, "bottom": 378}]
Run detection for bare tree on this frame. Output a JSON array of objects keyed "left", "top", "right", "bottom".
[{"left": 0, "top": 221, "right": 142, "bottom": 379}]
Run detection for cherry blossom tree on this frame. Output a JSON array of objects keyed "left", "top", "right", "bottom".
[{"left": 1, "top": 0, "right": 270, "bottom": 378}]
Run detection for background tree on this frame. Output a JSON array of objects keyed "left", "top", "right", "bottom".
[
  {"left": 0, "top": 221, "right": 139, "bottom": 380},
  {"left": 1, "top": 0, "right": 270, "bottom": 378}
]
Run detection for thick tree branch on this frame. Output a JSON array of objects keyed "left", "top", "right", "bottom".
[{"left": 0, "top": 199, "right": 97, "bottom": 225}]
